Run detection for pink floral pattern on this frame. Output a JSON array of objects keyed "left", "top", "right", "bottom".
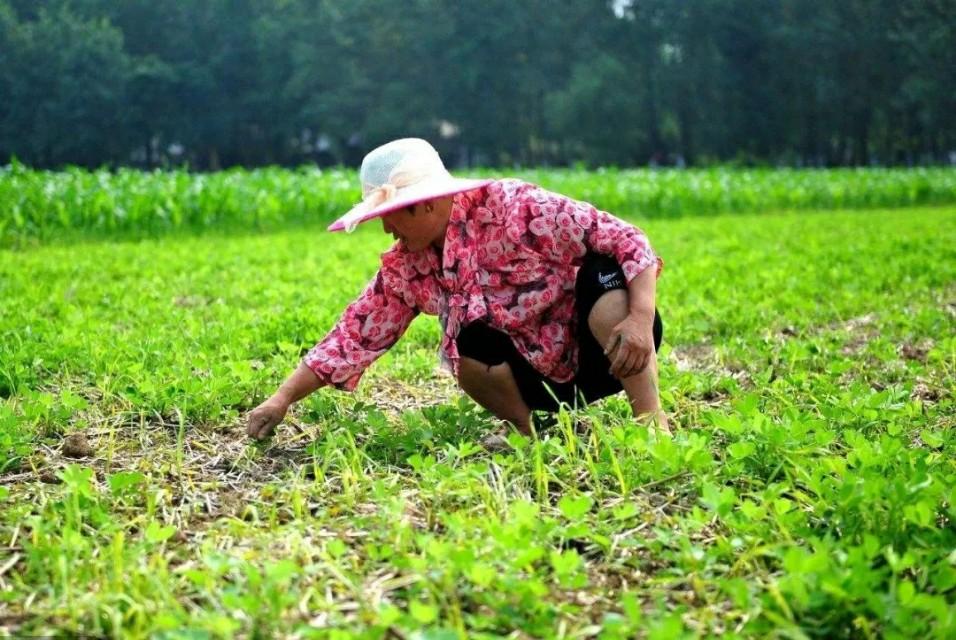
[{"left": 303, "top": 179, "right": 663, "bottom": 391}]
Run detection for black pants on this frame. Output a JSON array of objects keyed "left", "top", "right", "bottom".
[{"left": 456, "top": 253, "right": 663, "bottom": 412}]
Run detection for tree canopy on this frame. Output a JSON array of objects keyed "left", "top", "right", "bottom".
[{"left": 1, "top": 0, "right": 953, "bottom": 169}]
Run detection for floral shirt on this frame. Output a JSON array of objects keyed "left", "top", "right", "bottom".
[{"left": 303, "top": 179, "right": 662, "bottom": 391}]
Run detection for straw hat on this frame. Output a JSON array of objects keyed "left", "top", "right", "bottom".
[{"left": 328, "top": 138, "right": 492, "bottom": 232}]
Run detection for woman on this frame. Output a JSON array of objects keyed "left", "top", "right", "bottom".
[{"left": 246, "top": 138, "right": 666, "bottom": 450}]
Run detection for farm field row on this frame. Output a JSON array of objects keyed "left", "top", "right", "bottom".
[
  {"left": 2, "top": 164, "right": 956, "bottom": 246},
  {"left": 0, "top": 204, "right": 954, "bottom": 637}
]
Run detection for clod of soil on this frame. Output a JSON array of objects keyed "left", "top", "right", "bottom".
[
  {"left": 911, "top": 382, "right": 940, "bottom": 402},
  {"left": 62, "top": 433, "right": 94, "bottom": 459},
  {"left": 40, "top": 469, "right": 63, "bottom": 484},
  {"left": 39, "top": 470, "right": 62, "bottom": 484},
  {"left": 899, "top": 343, "right": 930, "bottom": 362}
]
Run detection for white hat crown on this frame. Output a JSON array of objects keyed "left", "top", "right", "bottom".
[{"left": 359, "top": 138, "right": 449, "bottom": 198}]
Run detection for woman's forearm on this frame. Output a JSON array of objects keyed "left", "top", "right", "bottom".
[
  {"left": 627, "top": 265, "right": 657, "bottom": 320},
  {"left": 273, "top": 361, "right": 325, "bottom": 404}
]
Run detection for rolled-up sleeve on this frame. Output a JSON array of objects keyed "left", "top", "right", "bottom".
[
  {"left": 303, "top": 266, "right": 419, "bottom": 392},
  {"left": 511, "top": 183, "right": 663, "bottom": 282}
]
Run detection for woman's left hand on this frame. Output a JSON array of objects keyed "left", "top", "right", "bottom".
[{"left": 604, "top": 315, "right": 654, "bottom": 379}]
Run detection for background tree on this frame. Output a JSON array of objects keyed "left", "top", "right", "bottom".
[
  {"left": 0, "top": 3, "right": 131, "bottom": 167},
  {"left": 0, "top": 0, "right": 953, "bottom": 169}
]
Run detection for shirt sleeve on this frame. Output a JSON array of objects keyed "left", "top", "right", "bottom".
[
  {"left": 508, "top": 182, "right": 663, "bottom": 282},
  {"left": 302, "top": 264, "right": 419, "bottom": 392}
]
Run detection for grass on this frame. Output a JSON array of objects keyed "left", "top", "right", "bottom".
[{"left": 0, "top": 203, "right": 954, "bottom": 638}]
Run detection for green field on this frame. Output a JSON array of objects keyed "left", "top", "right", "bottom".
[
  {"left": 1, "top": 182, "right": 955, "bottom": 636},
  {"left": 4, "top": 164, "right": 956, "bottom": 246}
]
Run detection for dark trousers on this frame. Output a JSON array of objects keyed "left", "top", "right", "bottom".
[{"left": 456, "top": 253, "right": 663, "bottom": 411}]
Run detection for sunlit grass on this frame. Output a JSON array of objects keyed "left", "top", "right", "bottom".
[{"left": 1, "top": 203, "right": 954, "bottom": 637}]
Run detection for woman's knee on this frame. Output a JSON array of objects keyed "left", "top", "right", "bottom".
[
  {"left": 587, "top": 295, "right": 664, "bottom": 352},
  {"left": 587, "top": 289, "right": 629, "bottom": 339}
]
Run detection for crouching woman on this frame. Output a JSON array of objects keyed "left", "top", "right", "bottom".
[{"left": 246, "top": 138, "right": 667, "bottom": 449}]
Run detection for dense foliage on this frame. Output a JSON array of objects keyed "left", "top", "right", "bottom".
[
  {"left": 1, "top": 0, "right": 954, "bottom": 169},
  {"left": 0, "top": 169, "right": 953, "bottom": 636},
  {"left": 3, "top": 162, "right": 956, "bottom": 247}
]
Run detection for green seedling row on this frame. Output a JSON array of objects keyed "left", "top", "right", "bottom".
[{"left": 2, "top": 162, "right": 956, "bottom": 246}]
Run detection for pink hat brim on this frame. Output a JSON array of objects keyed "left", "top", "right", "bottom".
[{"left": 328, "top": 178, "right": 494, "bottom": 232}]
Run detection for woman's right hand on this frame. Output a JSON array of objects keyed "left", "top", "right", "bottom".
[{"left": 246, "top": 396, "right": 290, "bottom": 440}]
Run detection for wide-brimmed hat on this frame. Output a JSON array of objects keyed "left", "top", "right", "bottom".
[{"left": 328, "top": 138, "right": 492, "bottom": 232}]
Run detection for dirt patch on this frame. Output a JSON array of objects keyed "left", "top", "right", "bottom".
[
  {"left": 61, "top": 433, "right": 94, "bottom": 459},
  {"left": 363, "top": 373, "right": 459, "bottom": 416},
  {"left": 2, "top": 369, "right": 469, "bottom": 516},
  {"left": 910, "top": 379, "right": 945, "bottom": 403},
  {"left": 1, "top": 378, "right": 463, "bottom": 552},
  {"left": 835, "top": 313, "right": 880, "bottom": 356},
  {"left": 38, "top": 470, "right": 61, "bottom": 484},
  {"left": 778, "top": 325, "right": 800, "bottom": 338},
  {"left": 668, "top": 344, "right": 751, "bottom": 393},
  {"left": 172, "top": 295, "right": 220, "bottom": 308},
  {"left": 669, "top": 344, "right": 719, "bottom": 373},
  {"left": 839, "top": 313, "right": 878, "bottom": 333},
  {"left": 899, "top": 340, "right": 934, "bottom": 363}
]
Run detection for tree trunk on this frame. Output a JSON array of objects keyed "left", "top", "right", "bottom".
[{"left": 856, "top": 112, "right": 870, "bottom": 165}]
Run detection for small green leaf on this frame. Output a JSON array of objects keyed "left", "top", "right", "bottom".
[
  {"left": 549, "top": 548, "right": 581, "bottom": 575},
  {"left": 205, "top": 615, "right": 241, "bottom": 636},
  {"left": 145, "top": 521, "right": 176, "bottom": 543},
  {"left": 612, "top": 502, "right": 639, "bottom": 520},
  {"left": 903, "top": 501, "right": 934, "bottom": 528},
  {"left": 510, "top": 499, "right": 539, "bottom": 525},
  {"left": 326, "top": 538, "right": 347, "bottom": 559},
  {"left": 739, "top": 499, "right": 766, "bottom": 521},
  {"left": 898, "top": 580, "right": 915, "bottom": 604},
  {"left": 416, "top": 630, "right": 458, "bottom": 640},
  {"left": 920, "top": 429, "right": 943, "bottom": 448},
  {"left": 265, "top": 559, "right": 298, "bottom": 583},
  {"left": 774, "top": 498, "right": 793, "bottom": 514},
  {"left": 108, "top": 471, "right": 146, "bottom": 494},
  {"left": 513, "top": 546, "right": 544, "bottom": 568},
  {"left": 467, "top": 563, "right": 495, "bottom": 587},
  {"left": 620, "top": 590, "right": 642, "bottom": 624},
  {"left": 727, "top": 441, "right": 756, "bottom": 459},
  {"left": 377, "top": 603, "right": 401, "bottom": 626},
  {"left": 409, "top": 600, "right": 438, "bottom": 624},
  {"left": 58, "top": 465, "right": 95, "bottom": 496},
  {"left": 558, "top": 494, "right": 593, "bottom": 520}
]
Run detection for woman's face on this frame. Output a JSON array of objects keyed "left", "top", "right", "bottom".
[{"left": 381, "top": 198, "right": 450, "bottom": 252}]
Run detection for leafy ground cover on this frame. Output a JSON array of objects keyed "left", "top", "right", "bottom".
[
  {"left": 0, "top": 201, "right": 954, "bottom": 638},
  {"left": 3, "top": 162, "right": 956, "bottom": 246}
]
